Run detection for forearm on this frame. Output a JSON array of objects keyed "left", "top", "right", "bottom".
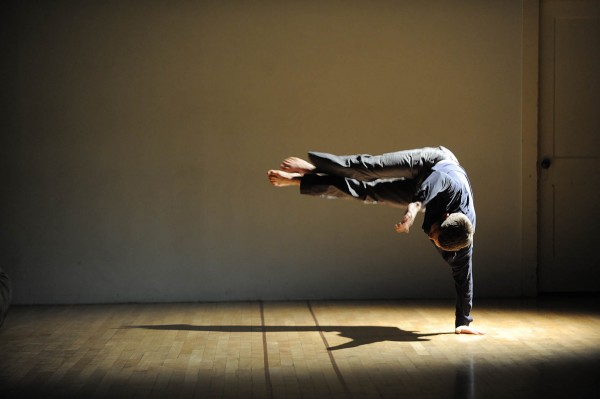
[
  {"left": 450, "top": 248, "right": 474, "bottom": 327},
  {"left": 395, "top": 201, "right": 422, "bottom": 233},
  {"left": 436, "top": 245, "right": 474, "bottom": 327},
  {"left": 406, "top": 201, "right": 422, "bottom": 219}
]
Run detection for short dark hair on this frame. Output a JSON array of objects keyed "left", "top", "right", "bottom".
[{"left": 437, "top": 213, "right": 474, "bottom": 251}]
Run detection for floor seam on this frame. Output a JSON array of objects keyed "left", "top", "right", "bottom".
[
  {"left": 306, "top": 300, "right": 352, "bottom": 398},
  {"left": 259, "top": 301, "right": 273, "bottom": 399}
]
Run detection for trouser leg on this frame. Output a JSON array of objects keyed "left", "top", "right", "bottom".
[
  {"left": 300, "top": 174, "right": 418, "bottom": 207},
  {"left": 307, "top": 146, "right": 458, "bottom": 182}
]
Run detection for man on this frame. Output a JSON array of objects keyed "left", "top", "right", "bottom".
[{"left": 267, "top": 146, "right": 484, "bottom": 335}]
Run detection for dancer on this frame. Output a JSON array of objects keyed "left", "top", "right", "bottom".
[{"left": 268, "top": 147, "right": 484, "bottom": 335}]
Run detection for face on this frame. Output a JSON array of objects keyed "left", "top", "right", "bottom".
[
  {"left": 428, "top": 213, "right": 449, "bottom": 249},
  {"left": 428, "top": 223, "right": 442, "bottom": 249}
]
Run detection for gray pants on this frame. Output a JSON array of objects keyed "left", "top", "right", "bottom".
[
  {"left": 308, "top": 146, "right": 458, "bottom": 181},
  {"left": 300, "top": 146, "right": 458, "bottom": 207}
]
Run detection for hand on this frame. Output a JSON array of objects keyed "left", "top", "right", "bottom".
[
  {"left": 395, "top": 222, "right": 410, "bottom": 233},
  {"left": 395, "top": 212, "right": 413, "bottom": 234},
  {"left": 455, "top": 325, "right": 486, "bottom": 335}
]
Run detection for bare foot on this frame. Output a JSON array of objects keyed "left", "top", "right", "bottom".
[
  {"left": 280, "top": 157, "right": 316, "bottom": 175},
  {"left": 267, "top": 170, "right": 302, "bottom": 187}
]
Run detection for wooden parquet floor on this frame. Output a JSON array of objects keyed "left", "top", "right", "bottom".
[{"left": 1, "top": 297, "right": 599, "bottom": 398}]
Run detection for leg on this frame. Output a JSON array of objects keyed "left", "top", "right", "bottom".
[
  {"left": 300, "top": 174, "right": 418, "bottom": 207},
  {"left": 307, "top": 146, "right": 457, "bottom": 182}
]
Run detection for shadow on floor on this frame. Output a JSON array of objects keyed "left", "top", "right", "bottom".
[{"left": 122, "top": 324, "right": 453, "bottom": 350}]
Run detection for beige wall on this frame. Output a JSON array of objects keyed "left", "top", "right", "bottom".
[{"left": 1, "top": 0, "right": 530, "bottom": 304}]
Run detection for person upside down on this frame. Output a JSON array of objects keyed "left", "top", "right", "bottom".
[{"left": 267, "top": 146, "right": 485, "bottom": 335}]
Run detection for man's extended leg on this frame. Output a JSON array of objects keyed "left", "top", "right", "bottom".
[
  {"left": 305, "top": 146, "right": 458, "bottom": 182},
  {"left": 299, "top": 173, "right": 418, "bottom": 207}
]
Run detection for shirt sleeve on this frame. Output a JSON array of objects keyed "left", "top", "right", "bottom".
[
  {"left": 413, "top": 171, "right": 450, "bottom": 205},
  {"left": 436, "top": 245, "right": 474, "bottom": 327}
]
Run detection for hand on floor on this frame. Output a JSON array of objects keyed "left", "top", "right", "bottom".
[{"left": 455, "top": 325, "right": 486, "bottom": 335}]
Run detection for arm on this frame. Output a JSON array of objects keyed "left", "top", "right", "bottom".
[
  {"left": 438, "top": 246, "right": 485, "bottom": 335},
  {"left": 395, "top": 201, "right": 422, "bottom": 233}
]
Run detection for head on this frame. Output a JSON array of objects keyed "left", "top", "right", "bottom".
[{"left": 428, "top": 213, "right": 473, "bottom": 251}]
